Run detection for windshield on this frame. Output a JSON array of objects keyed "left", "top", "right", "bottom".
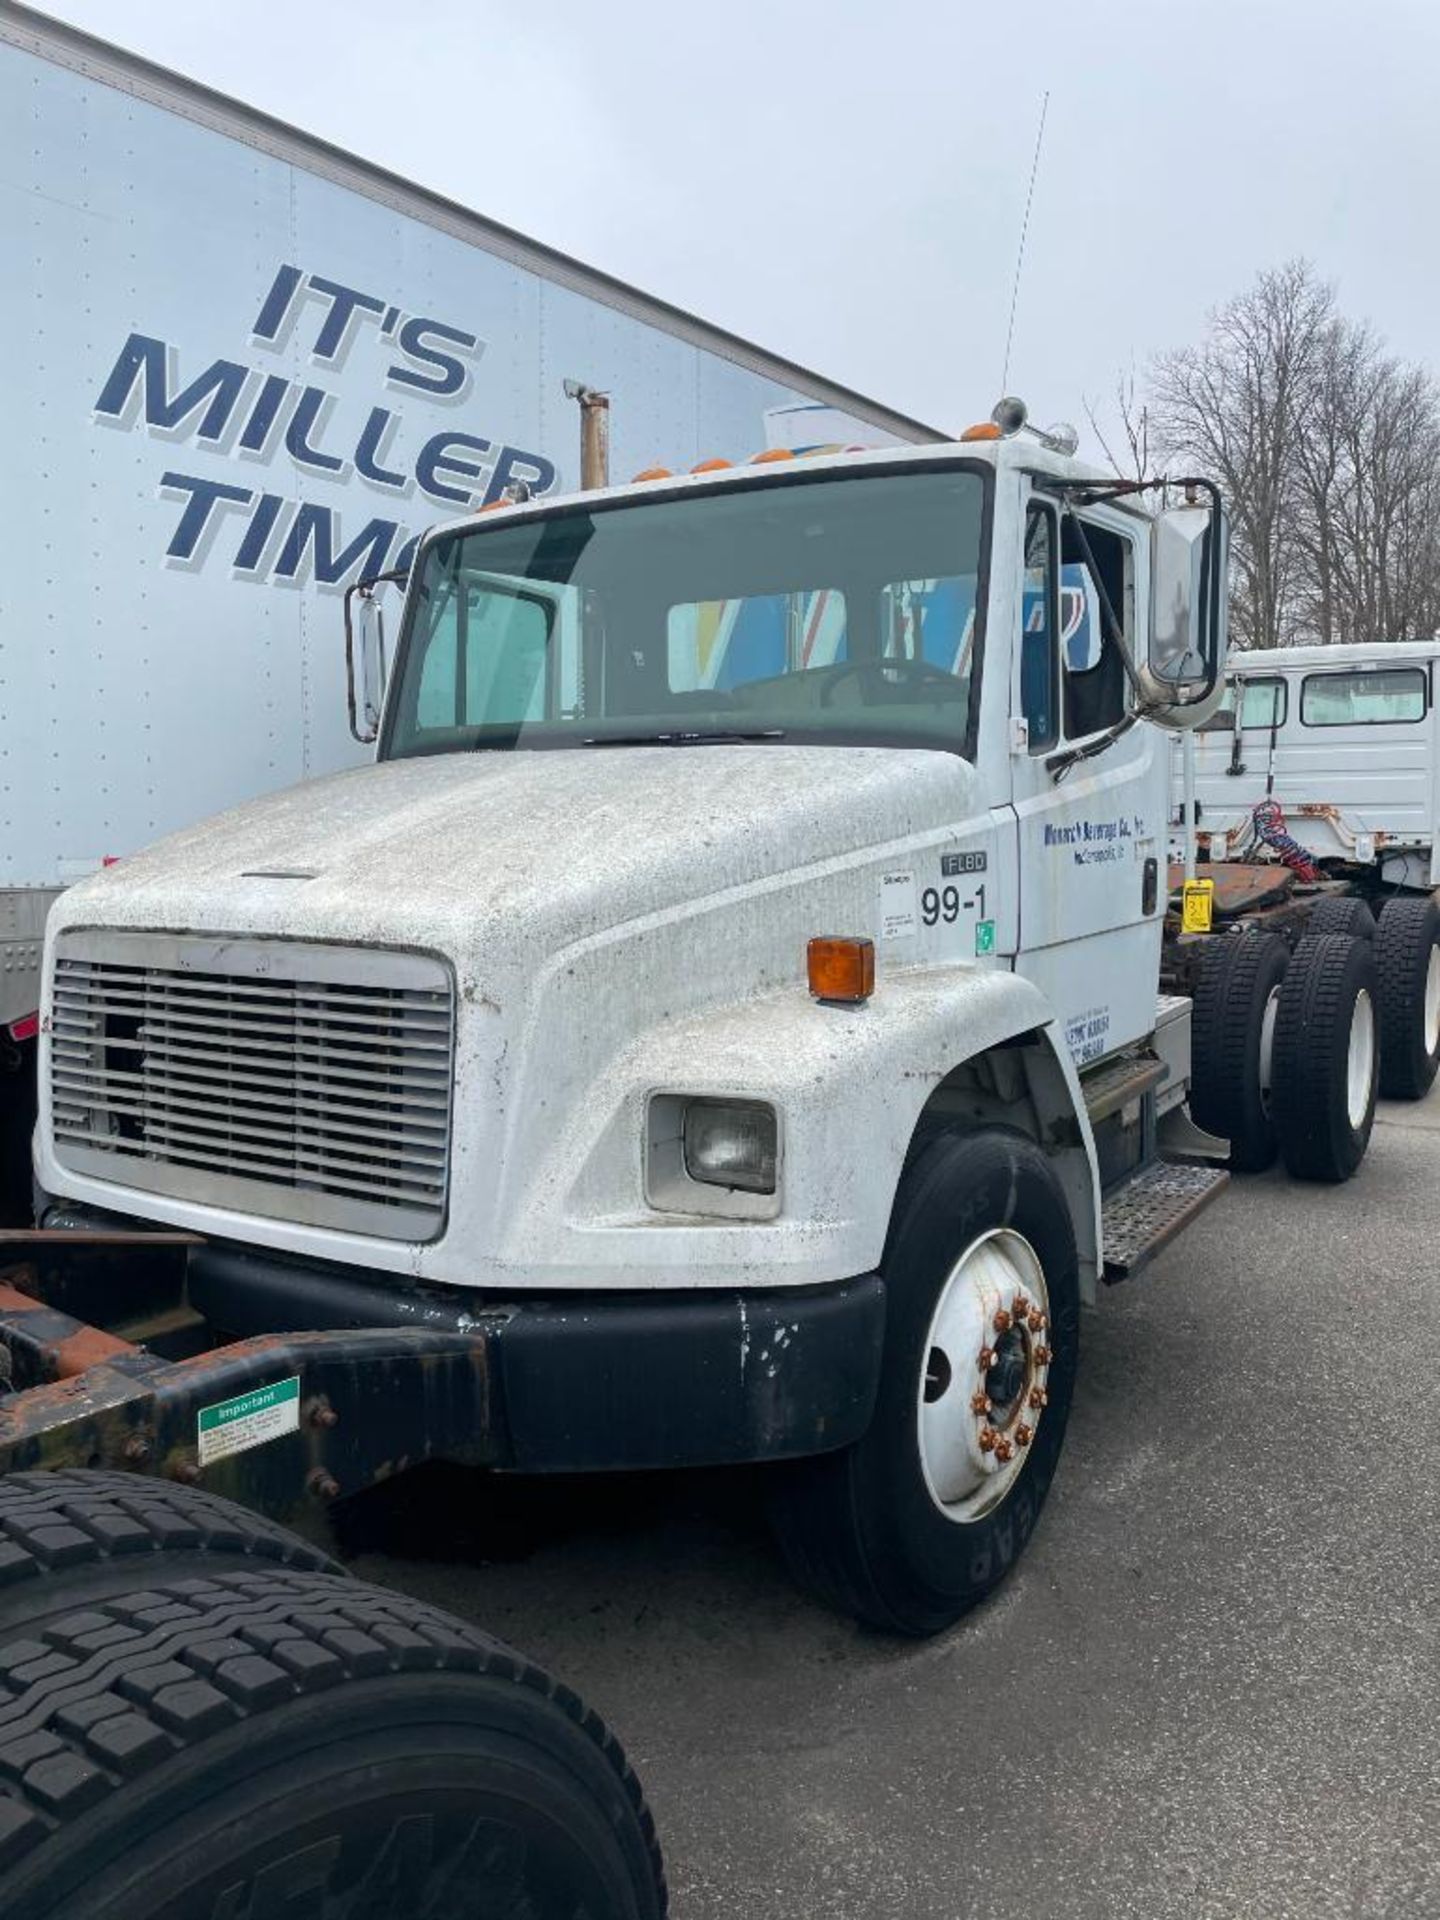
[{"left": 382, "top": 467, "right": 987, "bottom": 759}]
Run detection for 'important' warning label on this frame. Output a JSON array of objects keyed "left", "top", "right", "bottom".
[{"left": 197, "top": 1375, "right": 301, "bottom": 1466}]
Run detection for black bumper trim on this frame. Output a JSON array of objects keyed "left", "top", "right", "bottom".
[{"left": 185, "top": 1244, "right": 886, "bottom": 1473}]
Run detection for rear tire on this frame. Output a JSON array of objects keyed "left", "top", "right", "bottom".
[
  {"left": 1271, "top": 933, "right": 1378, "bottom": 1182},
  {"left": 0, "top": 1477, "right": 666, "bottom": 1920},
  {"left": 1374, "top": 894, "right": 1440, "bottom": 1099},
  {"left": 1306, "top": 896, "right": 1376, "bottom": 942},
  {"left": 769, "top": 1129, "right": 1079, "bottom": 1637},
  {"left": 1190, "top": 932, "right": 1289, "bottom": 1171}
]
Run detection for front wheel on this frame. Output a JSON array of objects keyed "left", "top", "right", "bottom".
[{"left": 770, "top": 1129, "right": 1079, "bottom": 1637}]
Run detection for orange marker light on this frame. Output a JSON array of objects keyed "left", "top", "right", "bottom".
[
  {"left": 632, "top": 466, "right": 673, "bottom": 482},
  {"left": 690, "top": 457, "right": 733, "bottom": 473},
  {"left": 959, "top": 421, "right": 1003, "bottom": 442},
  {"left": 750, "top": 447, "right": 796, "bottom": 463},
  {"left": 807, "top": 936, "right": 875, "bottom": 1004}
]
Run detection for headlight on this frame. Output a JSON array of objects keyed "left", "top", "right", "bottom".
[{"left": 682, "top": 1099, "right": 778, "bottom": 1194}]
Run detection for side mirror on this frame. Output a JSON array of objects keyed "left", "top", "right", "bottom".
[
  {"left": 343, "top": 570, "right": 405, "bottom": 744},
  {"left": 1143, "top": 488, "right": 1228, "bottom": 727}
]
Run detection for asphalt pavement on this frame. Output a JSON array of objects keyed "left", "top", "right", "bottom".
[{"left": 356, "top": 1094, "right": 1440, "bottom": 1920}]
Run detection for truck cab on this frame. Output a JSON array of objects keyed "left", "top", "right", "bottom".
[{"left": 32, "top": 413, "right": 1272, "bottom": 1634}]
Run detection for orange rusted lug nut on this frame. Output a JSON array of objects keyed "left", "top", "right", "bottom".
[
  {"left": 994, "top": 1438, "right": 1015, "bottom": 1463},
  {"left": 1012, "top": 1293, "right": 1029, "bottom": 1320},
  {"left": 970, "top": 1391, "right": 992, "bottom": 1416},
  {"left": 1015, "top": 1423, "right": 1033, "bottom": 1447},
  {"left": 1027, "top": 1308, "right": 1045, "bottom": 1333},
  {"left": 978, "top": 1426, "right": 999, "bottom": 1454},
  {"left": 1028, "top": 1386, "right": 1049, "bottom": 1410},
  {"left": 992, "top": 1309, "right": 1012, "bottom": 1335},
  {"left": 978, "top": 1346, "right": 997, "bottom": 1371},
  {"left": 1033, "top": 1344, "right": 1052, "bottom": 1366}
]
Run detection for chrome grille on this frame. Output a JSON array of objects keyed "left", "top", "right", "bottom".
[{"left": 49, "top": 932, "right": 454, "bottom": 1240}]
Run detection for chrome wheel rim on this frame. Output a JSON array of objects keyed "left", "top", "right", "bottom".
[
  {"left": 1347, "top": 989, "right": 1376, "bottom": 1130},
  {"left": 916, "top": 1228, "right": 1052, "bottom": 1524}
]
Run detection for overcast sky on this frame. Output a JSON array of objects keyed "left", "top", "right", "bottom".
[{"left": 37, "top": 0, "right": 1440, "bottom": 445}]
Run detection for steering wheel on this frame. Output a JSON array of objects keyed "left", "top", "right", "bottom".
[{"left": 818, "top": 657, "right": 965, "bottom": 707}]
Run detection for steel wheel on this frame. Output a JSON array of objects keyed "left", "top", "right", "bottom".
[
  {"left": 917, "top": 1227, "right": 1051, "bottom": 1523},
  {"left": 1347, "top": 989, "right": 1376, "bottom": 1129}
]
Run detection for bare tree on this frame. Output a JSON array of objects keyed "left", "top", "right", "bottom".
[
  {"left": 1084, "top": 370, "right": 1152, "bottom": 484},
  {"left": 1149, "top": 260, "right": 1334, "bottom": 649}
]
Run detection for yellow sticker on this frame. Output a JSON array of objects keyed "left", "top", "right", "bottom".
[{"left": 1181, "top": 878, "right": 1215, "bottom": 934}]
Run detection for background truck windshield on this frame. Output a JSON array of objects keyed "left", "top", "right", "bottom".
[{"left": 383, "top": 468, "right": 986, "bottom": 758}]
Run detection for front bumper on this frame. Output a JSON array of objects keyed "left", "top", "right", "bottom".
[{"left": 0, "top": 1219, "right": 885, "bottom": 1516}]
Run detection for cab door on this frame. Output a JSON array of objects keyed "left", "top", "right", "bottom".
[{"left": 1007, "top": 490, "right": 1165, "bottom": 1068}]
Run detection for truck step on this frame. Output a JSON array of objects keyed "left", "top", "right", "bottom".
[
  {"left": 1101, "top": 1160, "right": 1230, "bottom": 1283},
  {"left": 1080, "top": 1050, "right": 1166, "bottom": 1125}
]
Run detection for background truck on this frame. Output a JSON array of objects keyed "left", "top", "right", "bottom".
[
  {"left": 1168, "top": 638, "right": 1440, "bottom": 1164},
  {"left": 2, "top": 396, "right": 1402, "bottom": 1693},
  {"left": 0, "top": 0, "right": 933, "bottom": 1218}
]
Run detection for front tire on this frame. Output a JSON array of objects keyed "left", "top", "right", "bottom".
[
  {"left": 770, "top": 1129, "right": 1079, "bottom": 1637},
  {"left": 1190, "top": 931, "right": 1289, "bottom": 1171}
]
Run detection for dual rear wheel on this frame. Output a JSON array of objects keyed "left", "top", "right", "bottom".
[{"left": 1191, "top": 893, "right": 1440, "bottom": 1182}]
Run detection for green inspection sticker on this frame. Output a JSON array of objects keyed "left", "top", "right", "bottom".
[
  {"left": 975, "top": 919, "right": 996, "bottom": 956},
  {"left": 197, "top": 1375, "right": 301, "bottom": 1467}
]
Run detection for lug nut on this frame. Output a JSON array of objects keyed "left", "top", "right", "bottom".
[
  {"left": 978, "top": 1426, "right": 999, "bottom": 1454},
  {"left": 992, "top": 1309, "right": 1012, "bottom": 1335},
  {"left": 1015, "top": 1423, "right": 1033, "bottom": 1448},
  {"left": 172, "top": 1458, "right": 202, "bottom": 1485},
  {"left": 310, "top": 1401, "right": 339, "bottom": 1430},
  {"left": 970, "top": 1391, "right": 992, "bottom": 1416},
  {"left": 1033, "top": 1344, "right": 1053, "bottom": 1367},
  {"left": 978, "top": 1346, "right": 997, "bottom": 1372},
  {"left": 994, "top": 1438, "right": 1015, "bottom": 1463},
  {"left": 1027, "top": 1309, "right": 1045, "bottom": 1333},
  {"left": 308, "top": 1468, "right": 340, "bottom": 1502},
  {"left": 1012, "top": 1293, "right": 1029, "bottom": 1320},
  {"left": 1028, "top": 1386, "right": 1049, "bottom": 1410},
  {"left": 122, "top": 1434, "right": 151, "bottom": 1464}
]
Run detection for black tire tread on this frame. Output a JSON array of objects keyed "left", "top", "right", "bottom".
[
  {"left": 1190, "top": 931, "right": 1288, "bottom": 1171},
  {"left": 0, "top": 1470, "right": 339, "bottom": 1598},
  {"left": 1271, "top": 933, "right": 1377, "bottom": 1181},
  {"left": 1306, "top": 895, "right": 1376, "bottom": 942},
  {"left": 1374, "top": 895, "right": 1440, "bottom": 1099},
  {"left": 0, "top": 1560, "right": 666, "bottom": 1909}
]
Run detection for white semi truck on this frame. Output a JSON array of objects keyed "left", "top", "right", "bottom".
[
  {"left": 0, "top": 0, "right": 930, "bottom": 1213},
  {"left": 1173, "top": 640, "right": 1440, "bottom": 1148},
  {"left": 10, "top": 403, "right": 1394, "bottom": 1661}
]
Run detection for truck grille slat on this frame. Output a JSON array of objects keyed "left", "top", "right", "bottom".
[{"left": 48, "top": 934, "right": 455, "bottom": 1241}]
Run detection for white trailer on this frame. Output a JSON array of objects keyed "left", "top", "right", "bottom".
[
  {"left": 20, "top": 401, "right": 1417, "bottom": 1651},
  {"left": 1183, "top": 639, "right": 1440, "bottom": 888},
  {"left": 0, "top": 0, "right": 933, "bottom": 1203}
]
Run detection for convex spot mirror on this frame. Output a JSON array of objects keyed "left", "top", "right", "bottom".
[{"left": 1144, "top": 499, "right": 1228, "bottom": 727}]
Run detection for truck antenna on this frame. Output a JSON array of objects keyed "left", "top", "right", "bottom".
[{"left": 1000, "top": 89, "right": 1050, "bottom": 395}]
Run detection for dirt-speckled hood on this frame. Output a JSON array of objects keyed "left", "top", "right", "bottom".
[{"left": 54, "top": 744, "right": 980, "bottom": 961}]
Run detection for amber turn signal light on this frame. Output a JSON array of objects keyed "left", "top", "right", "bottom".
[{"left": 807, "top": 936, "right": 875, "bottom": 1003}]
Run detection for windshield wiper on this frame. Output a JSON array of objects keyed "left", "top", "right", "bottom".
[{"left": 580, "top": 729, "right": 787, "bottom": 747}]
